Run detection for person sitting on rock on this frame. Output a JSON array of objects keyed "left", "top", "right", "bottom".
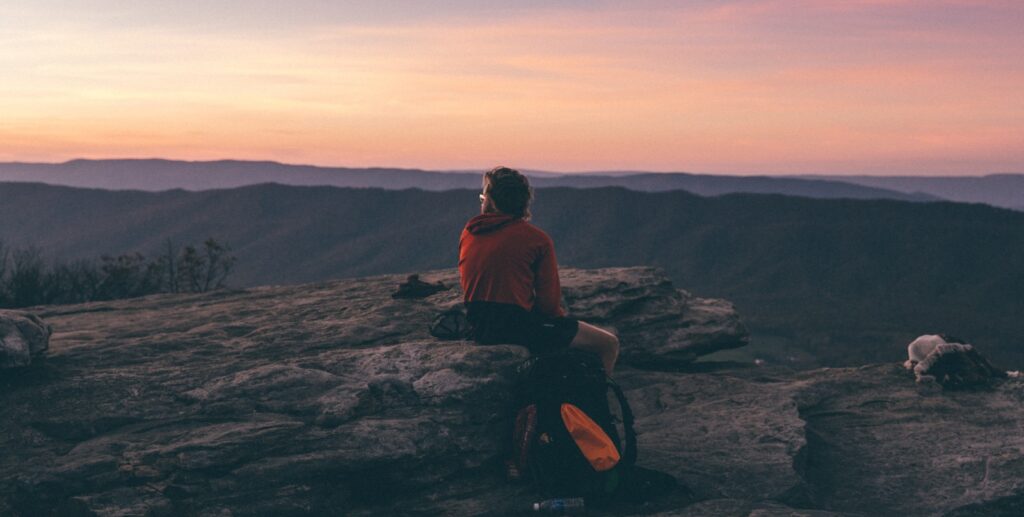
[{"left": 458, "top": 166, "right": 620, "bottom": 374}]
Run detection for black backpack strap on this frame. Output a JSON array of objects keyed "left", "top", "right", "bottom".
[{"left": 607, "top": 379, "right": 637, "bottom": 468}]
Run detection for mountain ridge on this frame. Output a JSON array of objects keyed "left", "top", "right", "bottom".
[
  {"left": 2, "top": 181, "right": 1022, "bottom": 368},
  {"left": 796, "top": 173, "right": 1024, "bottom": 210},
  {"left": 0, "top": 158, "right": 941, "bottom": 204}
]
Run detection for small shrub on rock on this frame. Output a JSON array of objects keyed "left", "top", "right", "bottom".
[{"left": 0, "top": 238, "right": 237, "bottom": 308}]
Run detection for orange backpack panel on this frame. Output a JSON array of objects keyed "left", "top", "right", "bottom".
[{"left": 560, "top": 403, "right": 620, "bottom": 472}]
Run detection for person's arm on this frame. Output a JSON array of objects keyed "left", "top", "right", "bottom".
[
  {"left": 534, "top": 235, "right": 566, "bottom": 318},
  {"left": 458, "top": 229, "right": 466, "bottom": 266}
]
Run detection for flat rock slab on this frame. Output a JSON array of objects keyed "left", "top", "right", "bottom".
[{"left": 619, "top": 369, "right": 806, "bottom": 502}]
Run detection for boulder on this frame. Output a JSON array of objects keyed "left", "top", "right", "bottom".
[
  {"left": 0, "top": 310, "right": 51, "bottom": 369},
  {"left": 560, "top": 267, "right": 749, "bottom": 366},
  {"left": 619, "top": 369, "right": 806, "bottom": 502},
  {"left": 788, "top": 364, "right": 1024, "bottom": 516}
]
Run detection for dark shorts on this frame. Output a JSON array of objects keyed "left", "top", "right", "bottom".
[{"left": 465, "top": 301, "right": 579, "bottom": 354}]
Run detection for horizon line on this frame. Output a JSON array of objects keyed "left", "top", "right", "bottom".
[{"left": 1, "top": 156, "right": 1021, "bottom": 179}]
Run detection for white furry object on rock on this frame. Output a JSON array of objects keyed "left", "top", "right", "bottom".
[
  {"left": 904, "top": 334, "right": 962, "bottom": 370},
  {"left": 913, "top": 343, "right": 974, "bottom": 384}
]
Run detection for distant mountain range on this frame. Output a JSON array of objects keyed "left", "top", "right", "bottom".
[
  {"left": 0, "top": 158, "right": 943, "bottom": 203},
  {"left": 798, "top": 174, "right": 1024, "bottom": 211},
  {"left": 2, "top": 181, "right": 1022, "bottom": 368}
]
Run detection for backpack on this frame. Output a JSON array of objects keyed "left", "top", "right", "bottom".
[{"left": 509, "top": 349, "right": 638, "bottom": 499}]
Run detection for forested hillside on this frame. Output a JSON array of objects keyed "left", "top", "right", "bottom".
[{"left": 2, "top": 182, "right": 1022, "bottom": 367}]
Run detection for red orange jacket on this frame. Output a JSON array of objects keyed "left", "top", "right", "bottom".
[{"left": 458, "top": 213, "right": 565, "bottom": 318}]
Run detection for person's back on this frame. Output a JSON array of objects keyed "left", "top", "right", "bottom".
[
  {"left": 458, "top": 166, "right": 620, "bottom": 374},
  {"left": 460, "top": 214, "right": 562, "bottom": 316}
]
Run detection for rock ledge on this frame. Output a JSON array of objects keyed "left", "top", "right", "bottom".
[{"left": 1, "top": 268, "right": 1022, "bottom": 517}]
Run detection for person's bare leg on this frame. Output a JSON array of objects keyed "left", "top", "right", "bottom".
[{"left": 570, "top": 321, "right": 620, "bottom": 375}]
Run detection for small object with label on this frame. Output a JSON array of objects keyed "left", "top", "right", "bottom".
[{"left": 532, "top": 497, "right": 585, "bottom": 513}]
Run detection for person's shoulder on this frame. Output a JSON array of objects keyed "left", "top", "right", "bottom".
[{"left": 519, "top": 220, "right": 554, "bottom": 245}]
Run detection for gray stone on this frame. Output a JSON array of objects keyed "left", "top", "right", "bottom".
[
  {"left": 788, "top": 364, "right": 1024, "bottom": 516},
  {"left": 0, "top": 310, "right": 51, "bottom": 368},
  {"left": 618, "top": 369, "right": 806, "bottom": 502},
  {"left": 560, "top": 267, "right": 749, "bottom": 366}
]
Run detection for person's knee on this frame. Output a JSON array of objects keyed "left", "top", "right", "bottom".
[
  {"left": 607, "top": 334, "right": 620, "bottom": 362},
  {"left": 571, "top": 321, "right": 618, "bottom": 358},
  {"left": 589, "top": 324, "right": 617, "bottom": 349},
  {"left": 594, "top": 327, "right": 615, "bottom": 347},
  {"left": 602, "top": 333, "right": 620, "bottom": 374}
]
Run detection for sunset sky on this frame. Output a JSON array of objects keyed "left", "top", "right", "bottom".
[{"left": 1, "top": 0, "right": 1021, "bottom": 175}]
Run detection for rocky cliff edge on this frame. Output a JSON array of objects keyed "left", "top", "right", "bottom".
[{"left": 1, "top": 267, "right": 1022, "bottom": 516}]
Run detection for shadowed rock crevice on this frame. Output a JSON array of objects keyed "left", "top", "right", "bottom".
[
  {"left": 781, "top": 396, "right": 848, "bottom": 513},
  {"left": 944, "top": 492, "right": 1024, "bottom": 517}
]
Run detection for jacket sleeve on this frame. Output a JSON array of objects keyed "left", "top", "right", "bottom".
[
  {"left": 458, "top": 229, "right": 467, "bottom": 266},
  {"left": 534, "top": 235, "right": 566, "bottom": 318}
]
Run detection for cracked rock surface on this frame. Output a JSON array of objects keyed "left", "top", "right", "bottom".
[{"left": 1, "top": 267, "right": 1022, "bottom": 516}]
